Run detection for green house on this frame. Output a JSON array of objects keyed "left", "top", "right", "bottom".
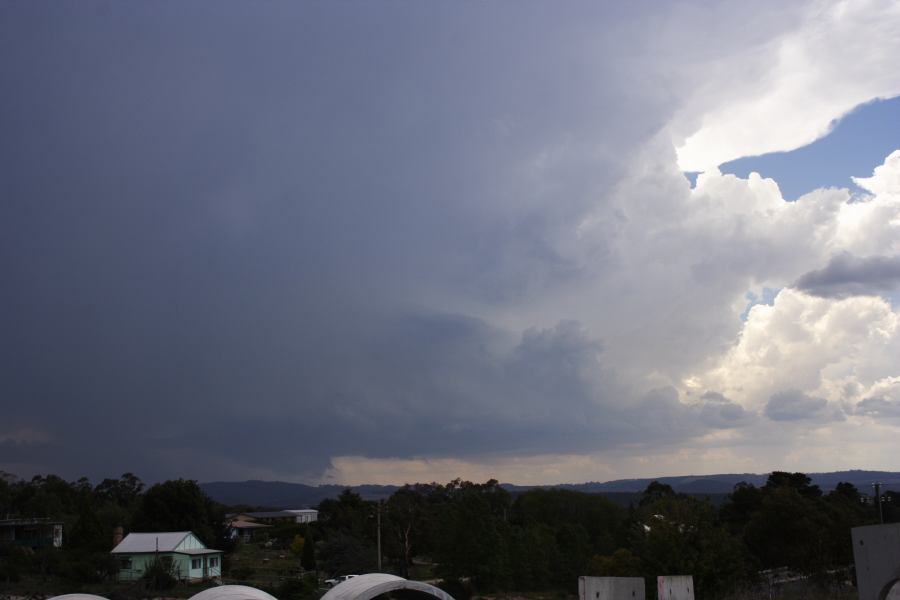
[{"left": 111, "top": 531, "right": 223, "bottom": 582}]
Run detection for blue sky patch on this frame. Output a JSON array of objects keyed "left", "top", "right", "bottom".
[
  {"left": 720, "top": 96, "right": 900, "bottom": 200},
  {"left": 741, "top": 287, "right": 780, "bottom": 321}
]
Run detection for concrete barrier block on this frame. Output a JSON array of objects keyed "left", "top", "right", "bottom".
[
  {"left": 656, "top": 575, "right": 694, "bottom": 600},
  {"left": 579, "top": 576, "right": 645, "bottom": 600},
  {"left": 852, "top": 523, "right": 900, "bottom": 600}
]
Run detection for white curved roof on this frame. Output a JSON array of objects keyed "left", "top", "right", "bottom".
[
  {"left": 321, "top": 573, "right": 455, "bottom": 600},
  {"left": 188, "top": 585, "right": 279, "bottom": 600},
  {"left": 49, "top": 595, "right": 110, "bottom": 600}
]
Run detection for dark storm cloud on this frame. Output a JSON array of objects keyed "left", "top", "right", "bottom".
[
  {"left": 696, "top": 391, "right": 754, "bottom": 428},
  {"left": 793, "top": 253, "right": 900, "bottom": 298},
  {"left": 855, "top": 397, "right": 900, "bottom": 419},
  {"left": 163, "top": 315, "right": 714, "bottom": 481},
  {"left": 0, "top": 2, "right": 710, "bottom": 482},
  {"left": 764, "top": 390, "right": 828, "bottom": 421}
]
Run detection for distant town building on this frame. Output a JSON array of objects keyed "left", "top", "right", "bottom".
[
  {"left": 0, "top": 518, "right": 63, "bottom": 548},
  {"left": 227, "top": 509, "right": 318, "bottom": 525},
  {"left": 111, "top": 531, "right": 222, "bottom": 582},
  {"left": 286, "top": 509, "right": 319, "bottom": 523},
  {"left": 227, "top": 519, "right": 272, "bottom": 542}
]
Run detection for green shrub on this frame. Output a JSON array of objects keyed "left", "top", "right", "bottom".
[{"left": 142, "top": 557, "right": 178, "bottom": 591}]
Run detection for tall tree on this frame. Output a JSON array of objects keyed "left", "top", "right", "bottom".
[
  {"left": 94, "top": 473, "right": 144, "bottom": 508},
  {"left": 384, "top": 485, "right": 432, "bottom": 577},
  {"left": 317, "top": 489, "right": 374, "bottom": 541},
  {"left": 68, "top": 491, "right": 108, "bottom": 552},
  {"left": 131, "top": 479, "right": 221, "bottom": 546},
  {"left": 720, "top": 482, "right": 762, "bottom": 536},
  {"left": 301, "top": 531, "right": 316, "bottom": 572},
  {"left": 763, "top": 471, "right": 822, "bottom": 499},
  {"left": 632, "top": 484, "right": 754, "bottom": 600},
  {"left": 744, "top": 483, "right": 831, "bottom": 573},
  {"left": 434, "top": 480, "right": 512, "bottom": 590}
]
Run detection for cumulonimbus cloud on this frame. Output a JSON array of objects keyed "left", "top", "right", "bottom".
[
  {"left": 4, "top": 1, "right": 900, "bottom": 484},
  {"left": 765, "top": 390, "right": 828, "bottom": 421},
  {"left": 675, "top": 3, "right": 900, "bottom": 171},
  {"left": 794, "top": 253, "right": 900, "bottom": 298}
]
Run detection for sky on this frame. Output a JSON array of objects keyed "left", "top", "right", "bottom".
[
  {"left": 2, "top": 1, "right": 900, "bottom": 486},
  {"left": 719, "top": 95, "right": 900, "bottom": 200}
]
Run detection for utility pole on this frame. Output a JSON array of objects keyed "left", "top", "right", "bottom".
[
  {"left": 874, "top": 482, "right": 884, "bottom": 524},
  {"left": 376, "top": 499, "right": 383, "bottom": 571}
]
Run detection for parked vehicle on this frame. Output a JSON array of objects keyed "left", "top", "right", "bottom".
[{"left": 325, "top": 574, "right": 359, "bottom": 587}]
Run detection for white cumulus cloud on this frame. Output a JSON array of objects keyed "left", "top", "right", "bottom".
[{"left": 675, "top": 1, "right": 900, "bottom": 171}]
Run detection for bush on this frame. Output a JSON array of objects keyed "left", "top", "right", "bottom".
[
  {"left": 142, "top": 557, "right": 178, "bottom": 591},
  {"left": 57, "top": 551, "right": 118, "bottom": 585},
  {"left": 275, "top": 574, "right": 320, "bottom": 600},
  {"left": 0, "top": 559, "right": 22, "bottom": 583},
  {"left": 437, "top": 578, "right": 472, "bottom": 600},
  {"left": 230, "top": 565, "right": 256, "bottom": 580}
]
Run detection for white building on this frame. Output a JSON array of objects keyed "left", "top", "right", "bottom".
[{"left": 286, "top": 509, "right": 319, "bottom": 524}]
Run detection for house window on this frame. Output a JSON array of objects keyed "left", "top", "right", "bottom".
[
  {"left": 120, "top": 557, "right": 133, "bottom": 569},
  {"left": 192, "top": 558, "right": 201, "bottom": 569},
  {"left": 210, "top": 557, "right": 219, "bottom": 568}
]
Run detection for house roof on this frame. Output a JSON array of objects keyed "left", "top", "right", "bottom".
[
  {"left": 229, "top": 520, "right": 271, "bottom": 530},
  {"left": 112, "top": 532, "right": 194, "bottom": 553},
  {"left": 0, "top": 518, "right": 64, "bottom": 526},
  {"left": 237, "top": 511, "right": 297, "bottom": 519}
]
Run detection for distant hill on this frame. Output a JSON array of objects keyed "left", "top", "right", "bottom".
[
  {"left": 200, "top": 469, "right": 900, "bottom": 508},
  {"left": 200, "top": 480, "right": 398, "bottom": 508}
]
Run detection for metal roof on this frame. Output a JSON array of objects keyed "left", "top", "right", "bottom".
[
  {"left": 188, "top": 585, "right": 278, "bottom": 600},
  {"left": 229, "top": 520, "right": 272, "bottom": 529},
  {"left": 111, "top": 532, "right": 192, "bottom": 553},
  {"left": 320, "top": 574, "right": 455, "bottom": 600},
  {"left": 0, "top": 518, "right": 64, "bottom": 526}
]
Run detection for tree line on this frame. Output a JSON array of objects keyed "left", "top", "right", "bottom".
[
  {"left": 314, "top": 475, "right": 894, "bottom": 599},
  {"left": 0, "top": 473, "right": 231, "bottom": 592},
  {"left": 1, "top": 470, "right": 897, "bottom": 599}
]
